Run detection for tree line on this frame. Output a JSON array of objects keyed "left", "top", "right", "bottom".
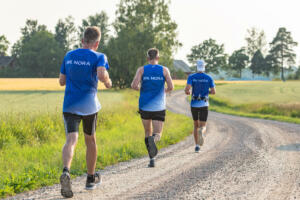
[
  {"left": 0, "top": 0, "right": 299, "bottom": 84},
  {"left": 187, "top": 27, "right": 300, "bottom": 80},
  {"left": 0, "top": 0, "right": 180, "bottom": 88}
]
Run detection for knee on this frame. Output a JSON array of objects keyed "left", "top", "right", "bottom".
[
  {"left": 66, "top": 133, "right": 78, "bottom": 146},
  {"left": 85, "top": 134, "right": 96, "bottom": 146}
]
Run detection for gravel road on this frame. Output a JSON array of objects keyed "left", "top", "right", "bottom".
[{"left": 8, "top": 90, "right": 300, "bottom": 200}]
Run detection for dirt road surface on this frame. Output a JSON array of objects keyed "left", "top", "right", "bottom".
[{"left": 9, "top": 90, "right": 300, "bottom": 200}]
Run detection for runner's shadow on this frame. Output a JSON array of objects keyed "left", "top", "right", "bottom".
[{"left": 276, "top": 143, "right": 300, "bottom": 152}]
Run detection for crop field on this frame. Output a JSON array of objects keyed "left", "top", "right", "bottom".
[{"left": 0, "top": 84, "right": 192, "bottom": 198}]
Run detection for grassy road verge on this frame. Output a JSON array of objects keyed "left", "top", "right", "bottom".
[{"left": 0, "top": 90, "right": 192, "bottom": 198}]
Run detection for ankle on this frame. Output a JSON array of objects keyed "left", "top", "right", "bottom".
[{"left": 63, "top": 167, "right": 69, "bottom": 173}]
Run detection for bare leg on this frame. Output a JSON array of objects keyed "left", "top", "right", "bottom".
[
  {"left": 152, "top": 120, "right": 164, "bottom": 141},
  {"left": 84, "top": 133, "right": 97, "bottom": 175},
  {"left": 142, "top": 119, "right": 152, "bottom": 137},
  {"left": 199, "top": 121, "right": 207, "bottom": 135},
  {"left": 193, "top": 120, "right": 200, "bottom": 145},
  {"left": 62, "top": 132, "right": 78, "bottom": 169}
]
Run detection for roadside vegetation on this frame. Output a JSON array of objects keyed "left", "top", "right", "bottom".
[
  {"left": 209, "top": 81, "right": 300, "bottom": 124},
  {"left": 0, "top": 90, "right": 192, "bottom": 198}
]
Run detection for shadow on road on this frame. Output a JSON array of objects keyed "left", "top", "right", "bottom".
[{"left": 276, "top": 143, "right": 300, "bottom": 151}]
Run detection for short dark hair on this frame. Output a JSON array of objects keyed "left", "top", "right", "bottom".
[
  {"left": 83, "top": 26, "right": 101, "bottom": 44},
  {"left": 147, "top": 48, "right": 159, "bottom": 60}
]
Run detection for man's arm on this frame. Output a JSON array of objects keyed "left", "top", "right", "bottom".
[
  {"left": 131, "top": 67, "right": 143, "bottom": 91},
  {"left": 163, "top": 67, "right": 174, "bottom": 93},
  {"left": 209, "top": 87, "right": 216, "bottom": 95},
  {"left": 59, "top": 73, "right": 66, "bottom": 86},
  {"left": 97, "top": 67, "right": 112, "bottom": 88},
  {"left": 184, "top": 84, "right": 191, "bottom": 95}
]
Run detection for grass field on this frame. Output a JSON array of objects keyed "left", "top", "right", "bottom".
[
  {"left": 0, "top": 89, "right": 192, "bottom": 198},
  {"left": 209, "top": 81, "right": 300, "bottom": 124}
]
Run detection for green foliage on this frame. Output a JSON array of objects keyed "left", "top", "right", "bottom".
[
  {"left": 105, "top": 0, "right": 180, "bottom": 88},
  {"left": 55, "top": 16, "right": 77, "bottom": 52},
  {"left": 268, "top": 27, "right": 298, "bottom": 81},
  {"left": 187, "top": 38, "right": 227, "bottom": 74},
  {"left": 17, "top": 31, "right": 64, "bottom": 77},
  {"left": 11, "top": 19, "right": 47, "bottom": 59},
  {"left": 0, "top": 90, "right": 192, "bottom": 198},
  {"left": 250, "top": 50, "right": 265, "bottom": 75},
  {"left": 77, "top": 11, "right": 110, "bottom": 50},
  {"left": 0, "top": 35, "right": 9, "bottom": 56},
  {"left": 228, "top": 48, "right": 249, "bottom": 78}
]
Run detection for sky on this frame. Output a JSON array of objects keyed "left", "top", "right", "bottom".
[{"left": 1, "top": 0, "right": 300, "bottom": 64}]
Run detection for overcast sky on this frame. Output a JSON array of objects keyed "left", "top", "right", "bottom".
[{"left": 1, "top": 0, "right": 299, "bottom": 64}]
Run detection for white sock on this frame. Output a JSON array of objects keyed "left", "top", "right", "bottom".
[{"left": 196, "top": 144, "right": 200, "bottom": 148}]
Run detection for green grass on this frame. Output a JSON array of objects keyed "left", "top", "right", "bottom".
[
  {"left": 0, "top": 90, "right": 192, "bottom": 198},
  {"left": 209, "top": 81, "right": 300, "bottom": 124}
]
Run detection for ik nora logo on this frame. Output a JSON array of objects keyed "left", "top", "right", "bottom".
[
  {"left": 66, "top": 60, "right": 91, "bottom": 66},
  {"left": 143, "top": 76, "right": 164, "bottom": 81}
]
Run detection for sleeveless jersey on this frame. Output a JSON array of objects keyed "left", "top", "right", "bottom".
[{"left": 139, "top": 64, "right": 166, "bottom": 111}]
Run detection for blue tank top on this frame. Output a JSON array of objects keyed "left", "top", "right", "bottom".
[{"left": 139, "top": 64, "right": 166, "bottom": 111}]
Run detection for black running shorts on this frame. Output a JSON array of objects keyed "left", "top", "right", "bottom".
[
  {"left": 139, "top": 109, "right": 166, "bottom": 122},
  {"left": 63, "top": 112, "right": 98, "bottom": 135},
  {"left": 191, "top": 107, "right": 208, "bottom": 121}
]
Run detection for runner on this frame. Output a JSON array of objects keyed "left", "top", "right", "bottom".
[
  {"left": 131, "top": 48, "right": 173, "bottom": 167},
  {"left": 58, "top": 26, "right": 112, "bottom": 198},
  {"left": 184, "top": 60, "right": 216, "bottom": 153}
]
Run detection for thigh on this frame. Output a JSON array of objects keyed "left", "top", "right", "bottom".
[
  {"left": 82, "top": 113, "right": 98, "bottom": 135},
  {"left": 199, "top": 107, "right": 208, "bottom": 122},
  {"left": 63, "top": 112, "right": 81, "bottom": 134},
  {"left": 152, "top": 110, "right": 166, "bottom": 122},
  {"left": 191, "top": 107, "right": 200, "bottom": 121}
]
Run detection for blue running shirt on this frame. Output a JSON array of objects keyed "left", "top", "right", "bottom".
[
  {"left": 60, "top": 48, "right": 109, "bottom": 115},
  {"left": 139, "top": 64, "right": 166, "bottom": 111},
  {"left": 187, "top": 73, "right": 215, "bottom": 108}
]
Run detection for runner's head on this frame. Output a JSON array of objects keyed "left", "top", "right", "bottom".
[
  {"left": 147, "top": 48, "right": 159, "bottom": 63},
  {"left": 197, "top": 60, "right": 205, "bottom": 73},
  {"left": 82, "top": 26, "right": 101, "bottom": 50}
]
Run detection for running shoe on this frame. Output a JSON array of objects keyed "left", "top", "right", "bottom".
[
  {"left": 198, "top": 127, "right": 204, "bottom": 146},
  {"left": 148, "top": 158, "right": 155, "bottom": 168},
  {"left": 195, "top": 146, "right": 200, "bottom": 153},
  {"left": 148, "top": 136, "right": 158, "bottom": 158},
  {"left": 60, "top": 172, "right": 73, "bottom": 198},
  {"left": 85, "top": 172, "right": 102, "bottom": 190}
]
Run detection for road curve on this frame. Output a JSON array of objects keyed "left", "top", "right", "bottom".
[{"left": 9, "top": 90, "right": 300, "bottom": 200}]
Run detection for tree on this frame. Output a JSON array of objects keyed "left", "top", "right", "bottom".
[
  {"left": 77, "top": 12, "right": 110, "bottom": 50},
  {"left": 17, "top": 31, "right": 64, "bottom": 77},
  {"left": 55, "top": 16, "right": 77, "bottom": 52},
  {"left": 228, "top": 48, "right": 249, "bottom": 78},
  {"left": 187, "top": 38, "right": 227, "bottom": 74},
  {"left": 0, "top": 35, "right": 9, "bottom": 56},
  {"left": 269, "top": 27, "right": 298, "bottom": 81},
  {"left": 11, "top": 19, "right": 47, "bottom": 59},
  {"left": 250, "top": 50, "right": 265, "bottom": 77},
  {"left": 245, "top": 27, "right": 267, "bottom": 57},
  {"left": 105, "top": 0, "right": 180, "bottom": 88}
]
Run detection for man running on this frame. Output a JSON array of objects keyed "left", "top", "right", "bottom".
[
  {"left": 59, "top": 26, "right": 112, "bottom": 198},
  {"left": 131, "top": 48, "right": 173, "bottom": 167},
  {"left": 184, "top": 60, "right": 216, "bottom": 153}
]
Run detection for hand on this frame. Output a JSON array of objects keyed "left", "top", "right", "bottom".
[
  {"left": 104, "top": 79, "right": 112, "bottom": 88},
  {"left": 185, "top": 90, "right": 190, "bottom": 95}
]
